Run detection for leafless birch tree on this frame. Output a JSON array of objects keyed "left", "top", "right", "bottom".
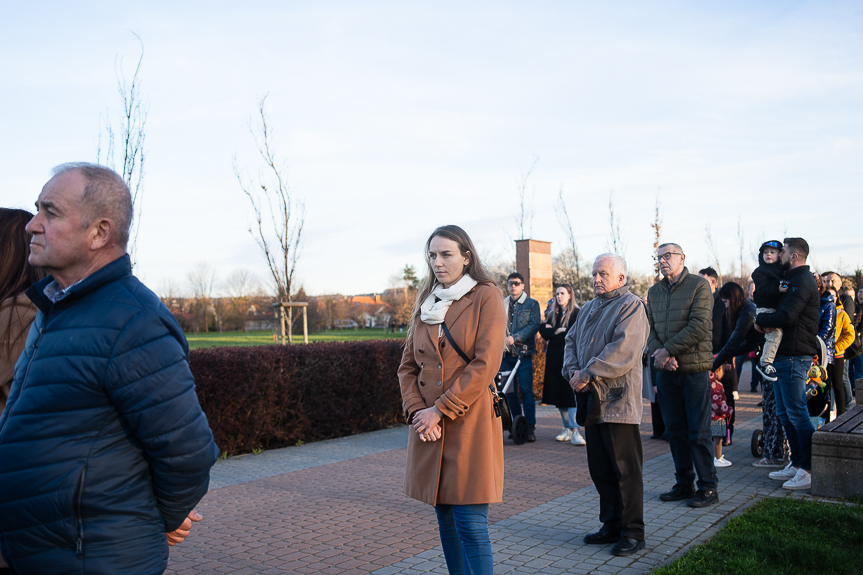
[
  {"left": 704, "top": 222, "right": 723, "bottom": 282},
  {"left": 97, "top": 32, "right": 148, "bottom": 266},
  {"left": 606, "top": 190, "right": 626, "bottom": 257},
  {"left": 515, "top": 157, "right": 537, "bottom": 239},
  {"left": 234, "top": 95, "right": 306, "bottom": 302},
  {"left": 554, "top": 186, "right": 586, "bottom": 303},
  {"left": 651, "top": 197, "right": 662, "bottom": 283}
]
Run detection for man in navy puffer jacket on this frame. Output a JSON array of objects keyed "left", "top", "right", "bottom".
[{"left": 0, "top": 163, "right": 220, "bottom": 574}]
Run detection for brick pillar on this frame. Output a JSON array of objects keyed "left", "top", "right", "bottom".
[{"left": 515, "top": 239, "right": 552, "bottom": 307}]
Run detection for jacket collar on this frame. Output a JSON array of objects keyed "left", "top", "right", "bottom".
[
  {"left": 661, "top": 266, "right": 690, "bottom": 291},
  {"left": 784, "top": 264, "right": 810, "bottom": 279},
  {"left": 26, "top": 254, "right": 132, "bottom": 315},
  {"left": 598, "top": 284, "right": 631, "bottom": 301}
]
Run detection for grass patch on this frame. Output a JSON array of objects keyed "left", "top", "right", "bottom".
[
  {"left": 185, "top": 329, "right": 406, "bottom": 350},
  {"left": 653, "top": 497, "right": 863, "bottom": 575}
]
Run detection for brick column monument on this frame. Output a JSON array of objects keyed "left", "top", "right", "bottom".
[{"left": 515, "top": 239, "right": 552, "bottom": 306}]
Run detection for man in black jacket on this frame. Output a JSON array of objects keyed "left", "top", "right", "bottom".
[{"left": 755, "top": 237, "right": 819, "bottom": 491}]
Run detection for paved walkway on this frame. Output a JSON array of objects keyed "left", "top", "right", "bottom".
[{"left": 166, "top": 372, "right": 810, "bottom": 575}]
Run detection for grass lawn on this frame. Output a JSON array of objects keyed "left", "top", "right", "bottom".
[
  {"left": 653, "top": 497, "right": 863, "bottom": 575},
  {"left": 185, "top": 329, "right": 406, "bottom": 350}
]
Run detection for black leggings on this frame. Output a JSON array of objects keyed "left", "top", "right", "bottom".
[{"left": 827, "top": 361, "right": 846, "bottom": 418}]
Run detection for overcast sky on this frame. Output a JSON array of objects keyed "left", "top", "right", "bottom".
[{"left": 2, "top": 1, "right": 861, "bottom": 297}]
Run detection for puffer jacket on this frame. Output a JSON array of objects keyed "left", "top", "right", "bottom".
[
  {"left": 756, "top": 265, "right": 820, "bottom": 358},
  {"left": 0, "top": 255, "right": 220, "bottom": 575},
  {"left": 646, "top": 267, "right": 714, "bottom": 373},
  {"left": 562, "top": 285, "right": 649, "bottom": 426},
  {"left": 818, "top": 293, "right": 837, "bottom": 363},
  {"left": 835, "top": 303, "right": 855, "bottom": 358}
]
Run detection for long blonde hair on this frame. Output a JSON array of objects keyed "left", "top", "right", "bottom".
[
  {"left": 406, "top": 225, "right": 496, "bottom": 345},
  {"left": 546, "top": 283, "right": 577, "bottom": 328}
]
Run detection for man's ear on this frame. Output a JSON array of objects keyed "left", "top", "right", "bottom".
[{"left": 89, "top": 218, "right": 114, "bottom": 251}]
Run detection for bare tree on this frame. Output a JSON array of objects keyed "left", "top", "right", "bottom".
[
  {"left": 224, "top": 268, "right": 259, "bottom": 300},
  {"left": 651, "top": 196, "right": 662, "bottom": 283},
  {"left": 554, "top": 185, "right": 586, "bottom": 303},
  {"left": 234, "top": 95, "right": 306, "bottom": 302},
  {"left": 736, "top": 216, "right": 748, "bottom": 281},
  {"left": 187, "top": 262, "right": 218, "bottom": 332},
  {"left": 704, "top": 223, "right": 723, "bottom": 283},
  {"left": 97, "top": 32, "right": 148, "bottom": 266},
  {"left": 606, "top": 190, "right": 626, "bottom": 257},
  {"left": 515, "top": 157, "right": 538, "bottom": 239}
]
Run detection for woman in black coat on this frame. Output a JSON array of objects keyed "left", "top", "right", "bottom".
[{"left": 540, "top": 284, "right": 583, "bottom": 444}]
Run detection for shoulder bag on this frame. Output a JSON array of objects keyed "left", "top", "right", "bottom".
[{"left": 440, "top": 322, "right": 512, "bottom": 431}]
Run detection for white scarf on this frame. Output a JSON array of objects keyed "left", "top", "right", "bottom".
[{"left": 420, "top": 274, "right": 478, "bottom": 325}]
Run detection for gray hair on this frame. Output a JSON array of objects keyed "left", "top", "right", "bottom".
[
  {"left": 657, "top": 242, "right": 684, "bottom": 255},
  {"left": 594, "top": 253, "right": 627, "bottom": 280},
  {"left": 52, "top": 163, "right": 133, "bottom": 250}
]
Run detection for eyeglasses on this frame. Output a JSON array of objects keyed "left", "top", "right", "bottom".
[
  {"left": 507, "top": 281, "right": 523, "bottom": 286},
  {"left": 657, "top": 252, "right": 683, "bottom": 262}
]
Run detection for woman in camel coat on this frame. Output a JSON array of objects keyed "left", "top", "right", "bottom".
[
  {"left": 0, "top": 208, "right": 43, "bottom": 417},
  {"left": 398, "top": 225, "right": 506, "bottom": 575}
]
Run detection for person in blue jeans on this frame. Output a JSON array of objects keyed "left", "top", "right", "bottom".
[
  {"left": 755, "top": 238, "right": 820, "bottom": 491},
  {"left": 501, "top": 272, "right": 541, "bottom": 442}
]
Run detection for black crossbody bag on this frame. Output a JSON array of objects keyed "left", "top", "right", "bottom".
[{"left": 440, "top": 322, "right": 512, "bottom": 430}]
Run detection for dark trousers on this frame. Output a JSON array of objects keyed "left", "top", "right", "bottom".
[
  {"left": 585, "top": 423, "right": 644, "bottom": 540},
  {"left": 650, "top": 401, "right": 666, "bottom": 437},
  {"left": 656, "top": 370, "right": 718, "bottom": 491},
  {"left": 501, "top": 353, "right": 536, "bottom": 427}
]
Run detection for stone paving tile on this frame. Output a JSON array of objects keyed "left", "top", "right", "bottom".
[{"left": 167, "top": 377, "right": 799, "bottom": 574}]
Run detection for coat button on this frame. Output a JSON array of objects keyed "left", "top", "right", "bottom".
[
  {"left": 421, "top": 362, "right": 424, "bottom": 369},
  {"left": 420, "top": 381, "right": 425, "bottom": 386},
  {"left": 437, "top": 380, "right": 442, "bottom": 386},
  {"left": 441, "top": 340, "right": 446, "bottom": 348},
  {"left": 419, "top": 349, "right": 424, "bottom": 354},
  {"left": 437, "top": 363, "right": 442, "bottom": 369}
]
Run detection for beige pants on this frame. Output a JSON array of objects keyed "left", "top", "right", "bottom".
[{"left": 757, "top": 307, "right": 783, "bottom": 365}]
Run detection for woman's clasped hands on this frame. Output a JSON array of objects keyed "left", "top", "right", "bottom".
[{"left": 413, "top": 406, "right": 443, "bottom": 442}]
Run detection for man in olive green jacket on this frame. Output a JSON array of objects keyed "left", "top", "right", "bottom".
[{"left": 646, "top": 243, "right": 717, "bottom": 508}]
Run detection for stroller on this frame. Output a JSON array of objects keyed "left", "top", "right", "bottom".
[
  {"left": 751, "top": 337, "right": 830, "bottom": 457},
  {"left": 494, "top": 346, "right": 530, "bottom": 445}
]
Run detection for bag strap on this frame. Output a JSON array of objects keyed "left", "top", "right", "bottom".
[{"left": 441, "top": 322, "right": 471, "bottom": 364}]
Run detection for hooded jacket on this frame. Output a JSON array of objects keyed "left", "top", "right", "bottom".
[
  {"left": 0, "top": 255, "right": 220, "bottom": 575},
  {"left": 562, "top": 285, "right": 649, "bottom": 426}
]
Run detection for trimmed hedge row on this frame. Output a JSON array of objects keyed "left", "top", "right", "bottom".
[{"left": 190, "top": 340, "right": 405, "bottom": 455}]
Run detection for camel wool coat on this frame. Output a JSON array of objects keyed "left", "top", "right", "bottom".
[{"left": 398, "top": 282, "right": 506, "bottom": 506}]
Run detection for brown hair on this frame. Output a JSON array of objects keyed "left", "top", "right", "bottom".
[
  {"left": 718, "top": 281, "right": 746, "bottom": 326},
  {"left": 814, "top": 273, "right": 824, "bottom": 295},
  {"left": 783, "top": 237, "right": 810, "bottom": 261},
  {"left": 0, "top": 208, "right": 46, "bottom": 353},
  {"left": 407, "top": 225, "right": 496, "bottom": 345},
  {"left": 546, "top": 283, "right": 577, "bottom": 328}
]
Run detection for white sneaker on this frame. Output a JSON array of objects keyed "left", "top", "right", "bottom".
[
  {"left": 555, "top": 428, "right": 573, "bottom": 442},
  {"left": 782, "top": 468, "right": 811, "bottom": 490},
  {"left": 769, "top": 462, "right": 798, "bottom": 481},
  {"left": 570, "top": 429, "right": 586, "bottom": 445},
  {"left": 714, "top": 457, "right": 732, "bottom": 468},
  {"left": 732, "top": 391, "right": 740, "bottom": 401}
]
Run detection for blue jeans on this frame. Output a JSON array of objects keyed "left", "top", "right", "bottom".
[
  {"left": 559, "top": 408, "right": 577, "bottom": 429},
  {"left": 434, "top": 504, "right": 493, "bottom": 575},
  {"left": 501, "top": 354, "right": 535, "bottom": 427},
  {"left": 656, "top": 370, "right": 717, "bottom": 491},
  {"left": 848, "top": 355, "right": 861, "bottom": 394},
  {"left": 773, "top": 355, "right": 815, "bottom": 471},
  {"left": 842, "top": 364, "right": 853, "bottom": 411}
]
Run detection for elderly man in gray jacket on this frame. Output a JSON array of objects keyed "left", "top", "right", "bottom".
[{"left": 563, "top": 253, "right": 650, "bottom": 557}]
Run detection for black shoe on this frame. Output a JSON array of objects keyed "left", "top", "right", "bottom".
[
  {"left": 659, "top": 484, "right": 696, "bottom": 502},
  {"left": 757, "top": 401, "right": 764, "bottom": 407},
  {"left": 584, "top": 529, "right": 621, "bottom": 545},
  {"left": 526, "top": 427, "right": 536, "bottom": 442},
  {"left": 611, "top": 537, "right": 645, "bottom": 556},
  {"left": 650, "top": 434, "right": 662, "bottom": 439},
  {"left": 687, "top": 489, "right": 719, "bottom": 508}
]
